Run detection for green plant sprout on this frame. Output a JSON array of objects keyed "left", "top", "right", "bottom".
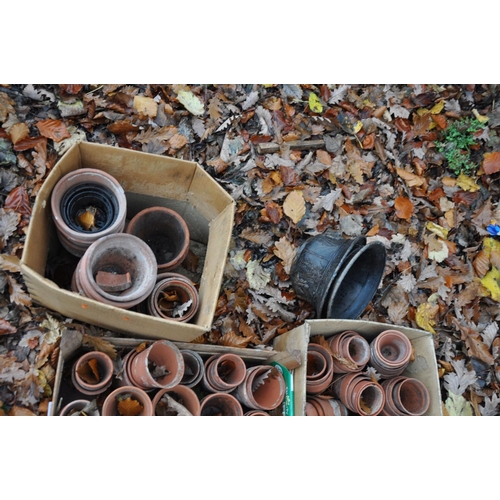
[{"left": 436, "top": 117, "right": 485, "bottom": 175}]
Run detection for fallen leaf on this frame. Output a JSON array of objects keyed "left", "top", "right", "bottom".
[
  {"left": 133, "top": 95, "right": 157, "bottom": 118},
  {"left": 283, "top": 190, "right": 305, "bottom": 224},
  {"left": 430, "top": 101, "right": 445, "bottom": 114},
  {"left": 456, "top": 173, "right": 480, "bottom": 192},
  {"left": 0, "top": 253, "right": 20, "bottom": 273},
  {"left": 177, "top": 90, "right": 204, "bottom": 116},
  {"left": 117, "top": 396, "right": 144, "bottom": 416},
  {"left": 396, "top": 167, "right": 425, "bottom": 187},
  {"left": 7, "top": 274, "right": 31, "bottom": 306},
  {"left": 9, "top": 406, "right": 36, "bottom": 416},
  {"left": 0, "top": 208, "right": 21, "bottom": 246},
  {"left": 246, "top": 260, "right": 271, "bottom": 290},
  {"left": 416, "top": 299, "right": 439, "bottom": 334},
  {"left": 427, "top": 235, "right": 449, "bottom": 263},
  {"left": 9, "top": 123, "right": 29, "bottom": 145},
  {"left": 36, "top": 119, "right": 71, "bottom": 142},
  {"left": 472, "top": 251, "right": 490, "bottom": 278},
  {"left": 263, "top": 201, "right": 282, "bottom": 224},
  {"left": 82, "top": 334, "right": 117, "bottom": 360},
  {"left": 4, "top": 186, "right": 31, "bottom": 216},
  {"left": 481, "top": 267, "right": 500, "bottom": 302},
  {"left": 76, "top": 359, "right": 100, "bottom": 384},
  {"left": 218, "top": 331, "right": 253, "bottom": 348},
  {"left": 0, "top": 318, "right": 16, "bottom": 335},
  {"left": 273, "top": 236, "right": 297, "bottom": 274},
  {"left": 445, "top": 393, "right": 473, "bottom": 416},
  {"left": 394, "top": 196, "right": 414, "bottom": 220},
  {"left": 426, "top": 222, "right": 449, "bottom": 239},
  {"left": 473, "top": 108, "right": 489, "bottom": 123},
  {"left": 483, "top": 152, "right": 500, "bottom": 175},
  {"left": 308, "top": 92, "right": 323, "bottom": 113}
]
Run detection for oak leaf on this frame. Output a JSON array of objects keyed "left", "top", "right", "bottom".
[
  {"left": 283, "top": 190, "right": 306, "bottom": 224},
  {"left": 7, "top": 274, "right": 31, "bottom": 306},
  {"left": 36, "top": 119, "right": 71, "bottom": 142},
  {"left": 394, "top": 196, "right": 414, "bottom": 220},
  {"left": 416, "top": 299, "right": 439, "bottom": 334},
  {"left": 273, "top": 236, "right": 296, "bottom": 274}
]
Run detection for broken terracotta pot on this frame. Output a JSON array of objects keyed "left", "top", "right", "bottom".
[
  {"left": 59, "top": 399, "right": 100, "bottom": 416},
  {"left": 51, "top": 168, "right": 127, "bottom": 257},
  {"left": 152, "top": 385, "right": 201, "bottom": 416},
  {"left": 328, "top": 330, "right": 370, "bottom": 373},
  {"left": 128, "top": 340, "right": 185, "bottom": 391},
  {"left": 101, "top": 386, "right": 153, "bottom": 416},
  {"left": 201, "top": 353, "right": 247, "bottom": 394},
  {"left": 235, "top": 365, "right": 285, "bottom": 411},
  {"left": 147, "top": 272, "right": 199, "bottom": 322},
  {"left": 306, "top": 343, "right": 335, "bottom": 395},
  {"left": 200, "top": 392, "right": 244, "bottom": 416},
  {"left": 71, "top": 350, "right": 114, "bottom": 396},
  {"left": 126, "top": 206, "right": 190, "bottom": 272},
  {"left": 369, "top": 329, "right": 413, "bottom": 377},
  {"left": 72, "top": 233, "right": 158, "bottom": 309}
]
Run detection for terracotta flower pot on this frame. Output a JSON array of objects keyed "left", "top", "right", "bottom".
[
  {"left": 235, "top": 365, "right": 285, "bottom": 411},
  {"left": 126, "top": 206, "right": 190, "bottom": 272},
  {"left": 369, "top": 330, "right": 413, "bottom": 377},
  {"left": 347, "top": 377, "right": 385, "bottom": 416},
  {"left": 328, "top": 330, "right": 370, "bottom": 373},
  {"left": 305, "top": 402, "right": 320, "bottom": 416},
  {"left": 147, "top": 272, "right": 199, "bottom": 322},
  {"left": 382, "top": 376, "right": 430, "bottom": 416},
  {"left": 200, "top": 392, "right": 244, "bottom": 416},
  {"left": 244, "top": 410, "right": 270, "bottom": 416},
  {"left": 71, "top": 350, "right": 114, "bottom": 396},
  {"left": 59, "top": 399, "right": 100, "bottom": 416},
  {"left": 129, "top": 340, "right": 185, "bottom": 390},
  {"left": 102, "top": 386, "right": 153, "bottom": 416},
  {"left": 51, "top": 168, "right": 127, "bottom": 257},
  {"left": 307, "top": 396, "right": 349, "bottom": 416},
  {"left": 201, "top": 353, "right": 247, "bottom": 394},
  {"left": 73, "top": 233, "right": 158, "bottom": 309},
  {"left": 306, "top": 343, "right": 335, "bottom": 395},
  {"left": 152, "top": 385, "right": 201, "bottom": 416},
  {"left": 179, "top": 350, "right": 205, "bottom": 388}
]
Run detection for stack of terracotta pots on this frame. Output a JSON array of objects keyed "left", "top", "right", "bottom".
[
  {"left": 51, "top": 169, "right": 200, "bottom": 321},
  {"left": 306, "top": 329, "right": 431, "bottom": 416},
  {"left": 61, "top": 341, "right": 287, "bottom": 417}
]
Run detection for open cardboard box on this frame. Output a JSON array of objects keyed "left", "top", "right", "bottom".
[
  {"left": 292, "top": 319, "right": 443, "bottom": 416},
  {"left": 21, "top": 142, "right": 235, "bottom": 342},
  {"left": 49, "top": 325, "right": 309, "bottom": 416}
]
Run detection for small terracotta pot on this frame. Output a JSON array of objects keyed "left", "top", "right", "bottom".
[
  {"left": 306, "top": 343, "right": 335, "bottom": 395},
  {"left": 369, "top": 330, "right": 413, "bottom": 377},
  {"left": 201, "top": 354, "right": 247, "bottom": 393},
  {"left": 347, "top": 377, "right": 385, "bottom": 416},
  {"left": 59, "top": 399, "right": 100, "bottom": 416},
  {"left": 147, "top": 273, "right": 199, "bottom": 322},
  {"left": 328, "top": 330, "right": 370, "bottom": 373},
  {"left": 152, "top": 385, "right": 201, "bottom": 416},
  {"left": 126, "top": 206, "right": 190, "bottom": 272},
  {"left": 200, "top": 392, "right": 244, "bottom": 416},
  {"left": 102, "top": 386, "right": 153, "bottom": 416},
  {"left": 305, "top": 402, "right": 320, "bottom": 416},
  {"left": 235, "top": 365, "right": 285, "bottom": 411},
  {"left": 307, "top": 396, "right": 349, "bottom": 416},
  {"left": 71, "top": 351, "right": 114, "bottom": 396},
  {"left": 180, "top": 350, "right": 205, "bottom": 388},
  {"left": 382, "top": 376, "right": 430, "bottom": 416},
  {"left": 73, "top": 233, "right": 158, "bottom": 309},
  {"left": 51, "top": 168, "right": 127, "bottom": 257},
  {"left": 244, "top": 410, "right": 270, "bottom": 416},
  {"left": 129, "top": 340, "right": 185, "bottom": 390}
]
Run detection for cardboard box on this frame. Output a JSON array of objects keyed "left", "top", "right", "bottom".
[
  {"left": 21, "top": 142, "right": 235, "bottom": 342},
  {"left": 49, "top": 326, "right": 309, "bottom": 416},
  {"left": 290, "top": 319, "right": 443, "bottom": 416}
]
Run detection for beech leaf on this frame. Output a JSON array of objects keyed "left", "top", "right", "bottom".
[
  {"left": 483, "top": 151, "right": 500, "bottom": 175},
  {"left": 394, "top": 196, "right": 414, "bottom": 220},
  {"left": 308, "top": 92, "right": 323, "bottom": 113},
  {"left": 177, "top": 90, "right": 204, "bottom": 116},
  {"left": 283, "top": 190, "right": 306, "bottom": 224},
  {"left": 133, "top": 95, "right": 158, "bottom": 118},
  {"left": 117, "top": 396, "right": 144, "bottom": 416},
  {"left": 36, "top": 119, "right": 71, "bottom": 142}
]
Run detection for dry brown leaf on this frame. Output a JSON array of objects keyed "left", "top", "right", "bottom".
[
  {"left": 0, "top": 91, "right": 15, "bottom": 122},
  {"left": 36, "top": 119, "right": 71, "bottom": 142},
  {"left": 169, "top": 133, "right": 188, "bottom": 150},
  {"left": 0, "top": 253, "right": 21, "bottom": 273},
  {"left": 0, "top": 318, "right": 17, "bottom": 335},
  {"left": 473, "top": 250, "right": 490, "bottom": 278},
  {"left": 6, "top": 275, "right": 31, "bottom": 306},
  {"left": 133, "top": 95, "right": 157, "bottom": 118},
  {"left": 310, "top": 335, "right": 333, "bottom": 354},
  {"left": 82, "top": 334, "right": 117, "bottom": 360},
  {"left": 283, "top": 190, "right": 306, "bottom": 224},
  {"left": 238, "top": 318, "right": 261, "bottom": 344},
  {"left": 117, "top": 396, "right": 144, "bottom": 416},
  {"left": 76, "top": 359, "right": 100, "bottom": 384},
  {"left": 396, "top": 167, "right": 425, "bottom": 187},
  {"left": 9, "top": 123, "right": 29, "bottom": 144},
  {"left": 9, "top": 406, "right": 36, "bottom": 416},
  {"left": 273, "top": 236, "right": 296, "bottom": 274},
  {"left": 317, "top": 150, "right": 332, "bottom": 166},
  {"left": 263, "top": 201, "right": 282, "bottom": 224},
  {"left": 394, "top": 196, "right": 414, "bottom": 220},
  {"left": 239, "top": 227, "right": 273, "bottom": 246},
  {"left": 483, "top": 152, "right": 500, "bottom": 175},
  {"left": 218, "top": 331, "right": 253, "bottom": 348},
  {"left": 4, "top": 186, "right": 31, "bottom": 216}
]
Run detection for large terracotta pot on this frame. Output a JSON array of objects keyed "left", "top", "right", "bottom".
[
  {"left": 72, "top": 233, "right": 158, "bottom": 309},
  {"left": 102, "top": 386, "right": 153, "bottom": 416},
  {"left": 51, "top": 168, "right": 127, "bottom": 257},
  {"left": 71, "top": 350, "right": 114, "bottom": 396},
  {"left": 152, "top": 385, "right": 201, "bottom": 416},
  {"left": 126, "top": 206, "right": 190, "bottom": 272}
]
